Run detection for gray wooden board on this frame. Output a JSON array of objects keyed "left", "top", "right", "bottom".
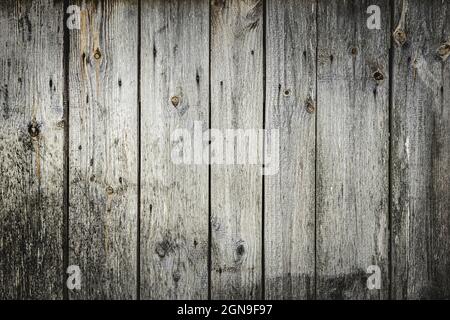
[
  {"left": 391, "top": 0, "right": 450, "bottom": 299},
  {"left": 68, "top": 0, "right": 138, "bottom": 299},
  {"left": 0, "top": 0, "right": 449, "bottom": 300},
  {"left": 316, "top": 0, "right": 390, "bottom": 299},
  {"left": 0, "top": 0, "right": 65, "bottom": 299},
  {"left": 210, "top": 0, "right": 264, "bottom": 299},
  {"left": 140, "top": 0, "right": 210, "bottom": 299},
  {"left": 264, "top": 0, "right": 317, "bottom": 300}
]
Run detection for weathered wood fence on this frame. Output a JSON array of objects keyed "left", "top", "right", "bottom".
[{"left": 0, "top": 0, "right": 449, "bottom": 300}]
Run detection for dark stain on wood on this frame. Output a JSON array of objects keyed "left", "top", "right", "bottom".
[
  {"left": 317, "top": 270, "right": 369, "bottom": 300},
  {"left": 18, "top": 14, "right": 32, "bottom": 42},
  {"left": 1, "top": 84, "right": 9, "bottom": 119}
]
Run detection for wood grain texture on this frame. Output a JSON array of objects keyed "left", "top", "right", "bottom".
[
  {"left": 140, "top": 0, "right": 209, "bottom": 299},
  {"left": 316, "top": 0, "right": 390, "bottom": 299},
  {"left": 0, "top": 0, "right": 64, "bottom": 299},
  {"left": 68, "top": 0, "right": 138, "bottom": 299},
  {"left": 264, "top": 0, "right": 316, "bottom": 299},
  {"left": 210, "top": 0, "right": 263, "bottom": 299},
  {"left": 391, "top": 0, "right": 450, "bottom": 299},
  {"left": 0, "top": 0, "right": 450, "bottom": 300}
]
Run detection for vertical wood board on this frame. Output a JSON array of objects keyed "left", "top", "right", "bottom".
[{"left": 69, "top": 0, "right": 138, "bottom": 299}]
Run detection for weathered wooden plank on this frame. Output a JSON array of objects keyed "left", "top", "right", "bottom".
[
  {"left": 0, "top": 0, "right": 64, "bottom": 299},
  {"left": 391, "top": 0, "right": 450, "bottom": 299},
  {"left": 140, "top": 0, "right": 209, "bottom": 299},
  {"left": 264, "top": 0, "right": 316, "bottom": 299},
  {"left": 210, "top": 0, "right": 263, "bottom": 299},
  {"left": 68, "top": 0, "right": 138, "bottom": 299},
  {"left": 316, "top": 0, "right": 390, "bottom": 299}
]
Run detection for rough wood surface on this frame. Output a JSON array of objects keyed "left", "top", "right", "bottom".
[
  {"left": 264, "top": 0, "right": 316, "bottom": 300},
  {"left": 68, "top": 0, "right": 138, "bottom": 299},
  {"left": 316, "top": 0, "right": 390, "bottom": 299},
  {"left": 0, "top": 0, "right": 64, "bottom": 299},
  {"left": 0, "top": 0, "right": 449, "bottom": 300},
  {"left": 140, "top": 0, "right": 209, "bottom": 299},
  {"left": 391, "top": 0, "right": 450, "bottom": 299},
  {"left": 210, "top": 0, "right": 264, "bottom": 300}
]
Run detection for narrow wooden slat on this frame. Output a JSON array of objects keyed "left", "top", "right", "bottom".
[
  {"left": 68, "top": 0, "right": 138, "bottom": 299},
  {"left": 210, "top": 0, "right": 263, "bottom": 299},
  {"left": 0, "top": 0, "right": 64, "bottom": 299},
  {"left": 316, "top": 0, "right": 390, "bottom": 299},
  {"left": 264, "top": 0, "right": 316, "bottom": 299},
  {"left": 140, "top": 0, "right": 209, "bottom": 299},
  {"left": 391, "top": 0, "right": 450, "bottom": 299}
]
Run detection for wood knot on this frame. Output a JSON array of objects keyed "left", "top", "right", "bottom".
[
  {"left": 155, "top": 245, "right": 165, "bottom": 258},
  {"left": 393, "top": 29, "right": 407, "bottom": 46},
  {"left": 56, "top": 120, "right": 65, "bottom": 128},
  {"left": 283, "top": 89, "right": 291, "bottom": 96},
  {"left": 437, "top": 42, "right": 450, "bottom": 61},
  {"left": 172, "top": 271, "right": 181, "bottom": 282},
  {"left": 154, "top": 238, "right": 174, "bottom": 259},
  {"left": 171, "top": 96, "right": 180, "bottom": 108},
  {"left": 234, "top": 241, "right": 246, "bottom": 263},
  {"left": 236, "top": 244, "right": 245, "bottom": 256},
  {"left": 28, "top": 119, "right": 40, "bottom": 138},
  {"left": 306, "top": 97, "right": 315, "bottom": 114},
  {"left": 94, "top": 48, "right": 102, "bottom": 60},
  {"left": 106, "top": 186, "right": 114, "bottom": 195},
  {"left": 373, "top": 69, "right": 385, "bottom": 83}
]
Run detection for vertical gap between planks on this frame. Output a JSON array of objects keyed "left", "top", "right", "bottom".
[
  {"left": 207, "top": 0, "right": 212, "bottom": 301},
  {"left": 388, "top": 0, "right": 395, "bottom": 300},
  {"left": 261, "top": 0, "right": 267, "bottom": 300},
  {"left": 137, "top": 0, "right": 142, "bottom": 301},
  {"left": 63, "top": 0, "right": 71, "bottom": 301},
  {"left": 314, "top": 0, "right": 319, "bottom": 301}
]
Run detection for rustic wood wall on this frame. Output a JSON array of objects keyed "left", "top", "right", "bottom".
[{"left": 0, "top": 0, "right": 449, "bottom": 300}]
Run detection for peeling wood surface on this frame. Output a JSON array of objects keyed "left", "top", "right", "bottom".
[
  {"left": 316, "top": 0, "right": 390, "bottom": 299},
  {"left": 68, "top": 0, "right": 138, "bottom": 299},
  {"left": 391, "top": 0, "right": 450, "bottom": 300},
  {"left": 0, "top": 0, "right": 449, "bottom": 300},
  {"left": 140, "top": 0, "right": 209, "bottom": 299},
  {"left": 0, "top": 0, "right": 65, "bottom": 299},
  {"left": 265, "top": 0, "right": 316, "bottom": 300}
]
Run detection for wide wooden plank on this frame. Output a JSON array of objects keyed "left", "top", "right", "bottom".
[
  {"left": 68, "top": 0, "right": 138, "bottom": 299},
  {"left": 210, "top": 0, "right": 264, "bottom": 299},
  {"left": 391, "top": 0, "right": 450, "bottom": 299},
  {"left": 140, "top": 0, "right": 209, "bottom": 299},
  {"left": 0, "top": 0, "right": 64, "bottom": 299},
  {"left": 316, "top": 0, "right": 390, "bottom": 299},
  {"left": 264, "top": 0, "right": 316, "bottom": 299}
]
